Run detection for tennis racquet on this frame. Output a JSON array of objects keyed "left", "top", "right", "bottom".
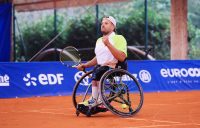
[{"left": 60, "top": 46, "right": 81, "bottom": 68}]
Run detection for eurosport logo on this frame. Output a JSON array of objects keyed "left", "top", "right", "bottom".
[
  {"left": 139, "top": 70, "right": 151, "bottom": 83},
  {"left": 74, "top": 71, "right": 91, "bottom": 86},
  {"left": 0, "top": 74, "right": 10, "bottom": 86},
  {"left": 23, "top": 73, "right": 64, "bottom": 86},
  {"left": 160, "top": 68, "right": 200, "bottom": 77}
]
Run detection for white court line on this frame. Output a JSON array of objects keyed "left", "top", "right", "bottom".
[
  {"left": 0, "top": 108, "right": 75, "bottom": 116},
  {"left": 124, "top": 123, "right": 200, "bottom": 128},
  {"left": 0, "top": 107, "right": 74, "bottom": 114},
  {"left": 0, "top": 111, "right": 74, "bottom": 116},
  {"left": 177, "top": 102, "right": 200, "bottom": 105},
  {"left": 39, "top": 107, "right": 74, "bottom": 111},
  {"left": 27, "top": 110, "right": 74, "bottom": 116},
  {"left": 24, "top": 110, "right": 75, "bottom": 116},
  {"left": 0, "top": 112, "right": 10, "bottom": 114},
  {"left": 147, "top": 102, "right": 200, "bottom": 106},
  {"left": 125, "top": 118, "right": 182, "bottom": 124}
]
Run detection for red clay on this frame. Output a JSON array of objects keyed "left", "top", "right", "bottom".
[{"left": 0, "top": 91, "right": 200, "bottom": 128}]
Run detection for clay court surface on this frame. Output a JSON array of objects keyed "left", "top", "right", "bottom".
[{"left": 0, "top": 91, "right": 199, "bottom": 128}]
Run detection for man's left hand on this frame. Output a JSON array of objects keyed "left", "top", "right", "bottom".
[{"left": 102, "top": 36, "right": 110, "bottom": 46}]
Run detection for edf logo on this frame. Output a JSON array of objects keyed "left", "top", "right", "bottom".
[
  {"left": 139, "top": 70, "right": 151, "bottom": 83},
  {"left": 23, "top": 73, "right": 64, "bottom": 86}
]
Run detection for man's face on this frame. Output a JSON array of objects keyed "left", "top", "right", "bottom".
[{"left": 101, "top": 18, "right": 115, "bottom": 35}]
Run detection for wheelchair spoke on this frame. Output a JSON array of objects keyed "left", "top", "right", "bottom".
[
  {"left": 118, "top": 73, "right": 123, "bottom": 84},
  {"left": 82, "top": 83, "right": 92, "bottom": 102},
  {"left": 107, "top": 92, "right": 121, "bottom": 102},
  {"left": 107, "top": 78, "right": 119, "bottom": 89},
  {"left": 112, "top": 99, "right": 124, "bottom": 104},
  {"left": 104, "top": 84, "right": 117, "bottom": 94},
  {"left": 119, "top": 95, "right": 131, "bottom": 107}
]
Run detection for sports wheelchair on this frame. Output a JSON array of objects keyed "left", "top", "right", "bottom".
[{"left": 72, "top": 68, "right": 144, "bottom": 117}]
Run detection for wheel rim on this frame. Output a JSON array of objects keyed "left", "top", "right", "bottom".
[{"left": 100, "top": 69, "right": 143, "bottom": 117}]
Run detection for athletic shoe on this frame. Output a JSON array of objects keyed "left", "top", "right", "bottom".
[{"left": 78, "top": 97, "right": 97, "bottom": 107}]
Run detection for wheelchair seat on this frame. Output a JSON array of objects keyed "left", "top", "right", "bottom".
[{"left": 115, "top": 59, "right": 127, "bottom": 70}]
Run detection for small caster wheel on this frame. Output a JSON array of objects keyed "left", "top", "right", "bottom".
[
  {"left": 76, "top": 110, "right": 80, "bottom": 116},
  {"left": 86, "top": 112, "right": 91, "bottom": 117},
  {"left": 86, "top": 109, "right": 91, "bottom": 117}
]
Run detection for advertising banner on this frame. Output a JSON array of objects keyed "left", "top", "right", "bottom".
[
  {"left": 0, "top": 3, "right": 12, "bottom": 61},
  {"left": 0, "top": 60, "right": 199, "bottom": 98},
  {"left": 128, "top": 60, "right": 200, "bottom": 92}
]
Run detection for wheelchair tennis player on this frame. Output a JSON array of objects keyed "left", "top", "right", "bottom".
[{"left": 76, "top": 16, "right": 127, "bottom": 112}]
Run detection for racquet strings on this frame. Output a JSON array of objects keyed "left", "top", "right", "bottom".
[{"left": 60, "top": 46, "right": 81, "bottom": 67}]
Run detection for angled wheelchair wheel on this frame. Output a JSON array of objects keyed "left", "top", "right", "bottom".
[
  {"left": 99, "top": 69, "right": 144, "bottom": 117},
  {"left": 72, "top": 70, "right": 93, "bottom": 116}
]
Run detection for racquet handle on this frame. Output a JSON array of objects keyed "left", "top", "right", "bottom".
[{"left": 83, "top": 68, "right": 86, "bottom": 73}]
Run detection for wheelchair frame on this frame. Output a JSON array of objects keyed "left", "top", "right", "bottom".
[{"left": 72, "top": 68, "right": 144, "bottom": 117}]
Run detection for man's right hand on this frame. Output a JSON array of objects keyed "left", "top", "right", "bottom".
[{"left": 76, "top": 64, "right": 85, "bottom": 71}]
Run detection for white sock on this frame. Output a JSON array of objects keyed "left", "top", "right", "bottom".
[
  {"left": 97, "top": 82, "right": 101, "bottom": 101},
  {"left": 92, "top": 86, "right": 98, "bottom": 100}
]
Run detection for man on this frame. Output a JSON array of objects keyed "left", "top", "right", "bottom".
[{"left": 76, "top": 16, "right": 127, "bottom": 107}]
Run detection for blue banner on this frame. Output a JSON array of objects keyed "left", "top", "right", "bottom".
[
  {"left": 128, "top": 60, "right": 200, "bottom": 92},
  {"left": 0, "top": 60, "right": 199, "bottom": 98},
  {"left": 0, "top": 3, "right": 12, "bottom": 61}
]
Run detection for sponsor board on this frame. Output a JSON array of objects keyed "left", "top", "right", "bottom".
[
  {"left": 0, "top": 61, "right": 199, "bottom": 98},
  {"left": 160, "top": 68, "right": 200, "bottom": 85},
  {"left": 0, "top": 74, "right": 10, "bottom": 86},
  {"left": 74, "top": 70, "right": 147, "bottom": 85},
  {"left": 23, "top": 73, "right": 64, "bottom": 86}
]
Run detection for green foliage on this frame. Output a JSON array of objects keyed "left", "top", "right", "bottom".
[
  {"left": 63, "top": 15, "right": 97, "bottom": 60},
  {"left": 16, "top": 8, "right": 170, "bottom": 61},
  {"left": 66, "top": 15, "right": 97, "bottom": 48},
  {"left": 187, "top": 0, "right": 200, "bottom": 59},
  {"left": 188, "top": 0, "right": 200, "bottom": 29},
  {"left": 15, "top": 0, "right": 200, "bottom": 61},
  {"left": 16, "top": 14, "right": 68, "bottom": 61},
  {"left": 116, "top": 7, "right": 170, "bottom": 59},
  {"left": 188, "top": 22, "right": 200, "bottom": 59}
]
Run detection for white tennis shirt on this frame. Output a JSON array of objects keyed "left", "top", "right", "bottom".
[{"left": 95, "top": 32, "right": 127, "bottom": 67}]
